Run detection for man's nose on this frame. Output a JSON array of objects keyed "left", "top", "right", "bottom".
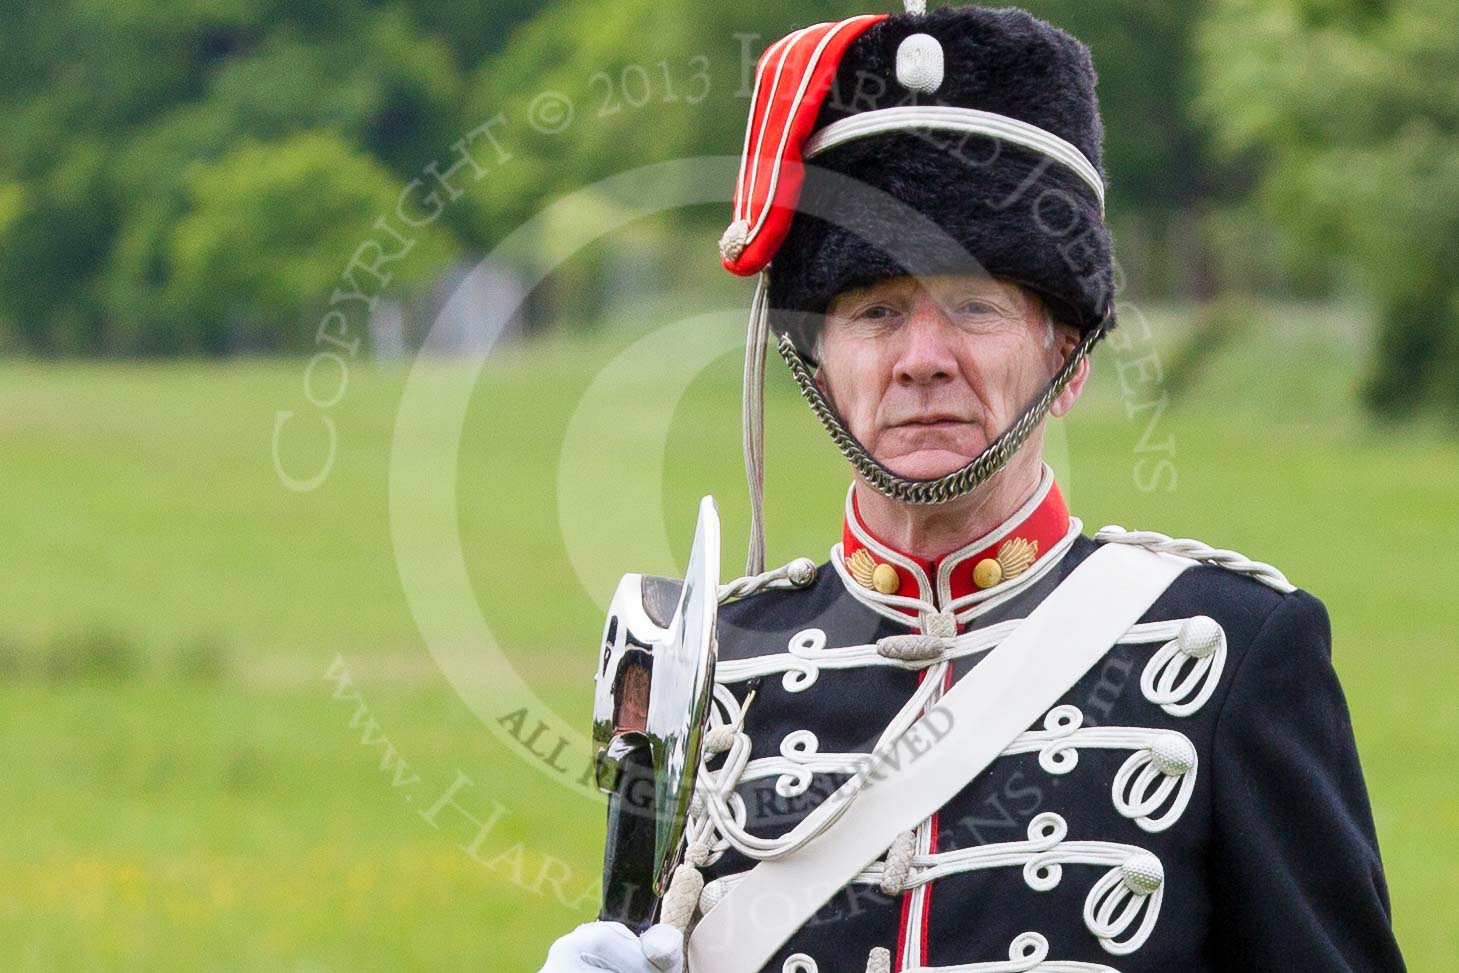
[{"left": 892, "top": 299, "right": 959, "bottom": 386}]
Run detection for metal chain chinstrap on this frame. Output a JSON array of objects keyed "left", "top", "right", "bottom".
[{"left": 776, "top": 323, "right": 1106, "bottom": 505}]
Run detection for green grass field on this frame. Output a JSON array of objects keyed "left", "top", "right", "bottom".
[{"left": 2, "top": 298, "right": 1456, "bottom": 970}]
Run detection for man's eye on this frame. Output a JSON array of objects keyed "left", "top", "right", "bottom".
[
  {"left": 957, "top": 301, "right": 997, "bottom": 315},
  {"left": 859, "top": 305, "right": 896, "bottom": 320}
]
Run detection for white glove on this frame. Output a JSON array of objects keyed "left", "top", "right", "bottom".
[{"left": 538, "top": 921, "right": 684, "bottom": 973}]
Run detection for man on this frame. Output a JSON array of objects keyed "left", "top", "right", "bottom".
[{"left": 543, "top": 4, "right": 1403, "bottom": 971}]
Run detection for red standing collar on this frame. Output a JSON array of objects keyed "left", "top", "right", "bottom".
[{"left": 840, "top": 473, "right": 1072, "bottom": 605}]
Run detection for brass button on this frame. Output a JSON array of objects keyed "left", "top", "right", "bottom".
[
  {"left": 973, "top": 557, "right": 1004, "bottom": 589},
  {"left": 871, "top": 563, "right": 900, "bottom": 594}
]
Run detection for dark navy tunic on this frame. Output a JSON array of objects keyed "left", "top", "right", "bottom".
[{"left": 698, "top": 533, "right": 1404, "bottom": 972}]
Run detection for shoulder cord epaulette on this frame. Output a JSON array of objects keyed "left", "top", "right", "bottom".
[
  {"left": 719, "top": 557, "right": 818, "bottom": 604},
  {"left": 1093, "top": 526, "right": 1295, "bottom": 594}
]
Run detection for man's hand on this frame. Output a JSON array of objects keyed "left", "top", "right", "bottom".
[{"left": 537, "top": 921, "right": 684, "bottom": 973}]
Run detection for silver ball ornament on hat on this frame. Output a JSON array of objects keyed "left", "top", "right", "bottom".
[{"left": 897, "top": 2, "right": 943, "bottom": 95}]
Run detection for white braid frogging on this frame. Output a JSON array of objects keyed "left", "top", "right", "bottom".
[
  {"left": 901, "top": 931, "right": 1121, "bottom": 972},
  {"left": 704, "top": 812, "right": 1163, "bottom": 957},
  {"left": 713, "top": 616, "right": 1228, "bottom": 725},
  {"left": 680, "top": 535, "right": 1262, "bottom": 956},
  {"left": 691, "top": 658, "right": 953, "bottom": 863},
  {"left": 736, "top": 704, "right": 1197, "bottom": 833},
  {"left": 680, "top": 613, "right": 1223, "bottom": 932}
]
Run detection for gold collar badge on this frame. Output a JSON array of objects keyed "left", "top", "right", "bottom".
[
  {"left": 846, "top": 548, "right": 900, "bottom": 594},
  {"left": 972, "top": 537, "right": 1038, "bottom": 589}
]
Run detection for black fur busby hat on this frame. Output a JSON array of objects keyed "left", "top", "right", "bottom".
[
  {"left": 768, "top": 6, "right": 1114, "bottom": 345},
  {"left": 722, "top": 4, "right": 1117, "bottom": 572}
]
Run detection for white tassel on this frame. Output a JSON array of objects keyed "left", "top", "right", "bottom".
[
  {"left": 719, "top": 219, "right": 750, "bottom": 261},
  {"left": 660, "top": 862, "right": 704, "bottom": 932},
  {"left": 903, "top": 0, "right": 928, "bottom": 14}
]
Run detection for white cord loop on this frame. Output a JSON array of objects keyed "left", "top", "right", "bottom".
[
  {"left": 1139, "top": 616, "right": 1228, "bottom": 718},
  {"left": 1083, "top": 853, "right": 1164, "bottom": 956},
  {"left": 721, "top": 556, "right": 818, "bottom": 603},
  {"left": 1111, "top": 736, "right": 1198, "bottom": 833}
]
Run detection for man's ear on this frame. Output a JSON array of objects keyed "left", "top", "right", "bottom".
[
  {"left": 1051, "top": 350, "right": 1090, "bottom": 418},
  {"left": 1054, "top": 323, "right": 1081, "bottom": 361}
]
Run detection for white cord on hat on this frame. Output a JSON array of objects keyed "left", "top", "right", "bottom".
[
  {"left": 741, "top": 271, "right": 771, "bottom": 575},
  {"left": 804, "top": 105, "right": 1107, "bottom": 212}
]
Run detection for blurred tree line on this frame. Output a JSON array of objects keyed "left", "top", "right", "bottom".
[
  {"left": 0, "top": 0, "right": 1453, "bottom": 415},
  {"left": 1198, "top": 0, "right": 1459, "bottom": 416}
]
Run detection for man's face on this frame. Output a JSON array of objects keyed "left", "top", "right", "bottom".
[{"left": 816, "top": 275, "right": 1080, "bottom": 480}]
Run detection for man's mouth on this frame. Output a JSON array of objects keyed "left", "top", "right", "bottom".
[{"left": 894, "top": 415, "right": 969, "bottom": 428}]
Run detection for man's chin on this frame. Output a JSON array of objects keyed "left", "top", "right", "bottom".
[{"left": 880, "top": 449, "right": 981, "bottom": 480}]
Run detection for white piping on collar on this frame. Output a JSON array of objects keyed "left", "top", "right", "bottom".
[
  {"left": 831, "top": 519, "right": 1082, "bottom": 629},
  {"left": 841, "top": 482, "right": 936, "bottom": 599},
  {"left": 830, "top": 543, "right": 936, "bottom": 625},
  {"left": 933, "top": 464, "right": 1055, "bottom": 606},
  {"left": 834, "top": 466, "right": 1077, "bottom": 624},
  {"left": 949, "top": 518, "right": 1081, "bottom": 622}
]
